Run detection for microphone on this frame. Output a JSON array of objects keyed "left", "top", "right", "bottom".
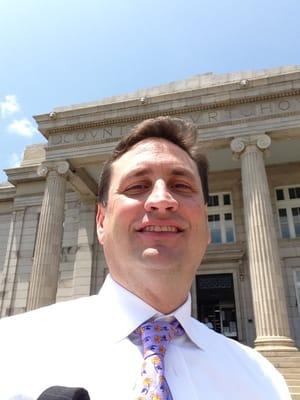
[{"left": 37, "top": 386, "right": 90, "bottom": 400}]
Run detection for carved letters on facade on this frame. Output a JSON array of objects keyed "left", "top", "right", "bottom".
[{"left": 48, "top": 96, "right": 300, "bottom": 147}]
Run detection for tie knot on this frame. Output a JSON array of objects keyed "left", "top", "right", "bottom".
[{"left": 135, "top": 319, "right": 184, "bottom": 358}]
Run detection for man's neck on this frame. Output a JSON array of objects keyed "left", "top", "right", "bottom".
[{"left": 111, "top": 273, "right": 191, "bottom": 314}]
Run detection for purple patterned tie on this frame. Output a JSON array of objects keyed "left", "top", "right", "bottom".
[{"left": 132, "top": 319, "right": 184, "bottom": 400}]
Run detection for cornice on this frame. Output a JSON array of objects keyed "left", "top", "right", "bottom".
[
  {"left": 202, "top": 246, "right": 244, "bottom": 263},
  {"left": 4, "top": 165, "right": 42, "bottom": 185},
  {"left": 0, "top": 186, "right": 16, "bottom": 202},
  {"left": 43, "top": 88, "right": 300, "bottom": 135},
  {"left": 49, "top": 66, "right": 300, "bottom": 115}
]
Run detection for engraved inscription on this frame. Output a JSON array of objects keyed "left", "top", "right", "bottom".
[
  {"left": 48, "top": 96, "right": 300, "bottom": 147},
  {"left": 239, "top": 105, "right": 255, "bottom": 117},
  {"left": 208, "top": 111, "right": 218, "bottom": 122},
  {"left": 103, "top": 127, "right": 112, "bottom": 138},
  {"left": 76, "top": 132, "right": 86, "bottom": 141}
]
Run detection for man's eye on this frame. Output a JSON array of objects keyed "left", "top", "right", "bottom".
[
  {"left": 124, "top": 183, "right": 150, "bottom": 194},
  {"left": 171, "top": 183, "right": 193, "bottom": 192}
]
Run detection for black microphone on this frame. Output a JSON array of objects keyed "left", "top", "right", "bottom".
[{"left": 37, "top": 386, "right": 90, "bottom": 400}]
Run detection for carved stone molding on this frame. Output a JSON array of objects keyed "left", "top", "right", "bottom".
[{"left": 42, "top": 88, "right": 300, "bottom": 135}]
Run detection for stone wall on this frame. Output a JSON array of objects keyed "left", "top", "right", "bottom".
[{"left": 0, "top": 206, "right": 12, "bottom": 274}]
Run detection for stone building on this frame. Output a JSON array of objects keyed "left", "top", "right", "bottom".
[{"left": 1, "top": 66, "right": 300, "bottom": 357}]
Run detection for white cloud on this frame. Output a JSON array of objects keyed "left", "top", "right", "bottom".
[
  {"left": 9, "top": 152, "right": 22, "bottom": 168},
  {"left": 8, "top": 118, "right": 37, "bottom": 138},
  {"left": 0, "top": 95, "right": 20, "bottom": 118}
]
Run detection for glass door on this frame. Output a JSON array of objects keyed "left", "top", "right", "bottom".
[{"left": 196, "top": 273, "right": 238, "bottom": 340}]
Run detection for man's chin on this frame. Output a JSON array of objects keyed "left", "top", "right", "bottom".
[{"left": 141, "top": 248, "right": 179, "bottom": 270}]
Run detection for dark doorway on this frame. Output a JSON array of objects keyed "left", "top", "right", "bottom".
[{"left": 196, "top": 273, "right": 238, "bottom": 340}]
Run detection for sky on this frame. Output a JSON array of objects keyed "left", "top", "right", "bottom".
[{"left": 1, "top": 0, "right": 300, "bottom": 183}]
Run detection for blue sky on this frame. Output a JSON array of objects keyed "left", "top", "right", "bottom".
[{"left": 1, "top": 0, "right": 300, "bottom": 183}]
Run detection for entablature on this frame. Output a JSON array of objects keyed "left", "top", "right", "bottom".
[
  {"left": 35, "top": 67, "right": 300, "bottom": 138},
  {"left": 39, "top": 91, "right": 300, "bottom": 162}
]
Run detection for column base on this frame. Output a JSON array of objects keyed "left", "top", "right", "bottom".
[{"left": 254, "top": 336, "right": 298, "bottom": 352}]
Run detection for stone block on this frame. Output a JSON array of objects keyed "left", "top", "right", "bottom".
[{"left": 72, "top": 275, "right": 91, "bottom": 286}]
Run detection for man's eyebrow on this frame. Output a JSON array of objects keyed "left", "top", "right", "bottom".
[
  {"left": 122, "top": 167, "right": 197, "bottom": 180},
  {"left": 170, "top": 168, "right": 197, "bottom": 180},
  {"left": 122, "top": 168, "right": 152, "bottom": 179}
]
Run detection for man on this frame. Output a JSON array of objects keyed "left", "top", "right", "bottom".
[
  {"left": 0, "top": 117, "right": 291, "bottom": 399},
  {"left": 203, "top": 316, "right": 214, "bottom": 330}
]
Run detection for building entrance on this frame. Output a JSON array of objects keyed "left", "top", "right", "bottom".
[{"left": 196, "top": 273, "right": 238, "bottom": 340}]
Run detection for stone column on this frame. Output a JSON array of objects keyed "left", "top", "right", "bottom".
[
  {"left": 231, "top": 135, "right": 296, "bottom": 351},
  {"left": 27, "top": 161, "right": 70, "bottom": 311}
]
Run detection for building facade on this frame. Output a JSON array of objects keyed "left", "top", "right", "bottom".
[{"left": 1, "top": 66, "right": 300, "bottom": 352}]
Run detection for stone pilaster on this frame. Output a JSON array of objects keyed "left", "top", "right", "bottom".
[
  {"left": 191, "top": 278, "right": 197, "bottom": 319},
  {"left": 0, "top": 208, "right": 25, "bottom": 317},
  {"left": 72, "top": 198, "right": 96, "bottom": 298},
  {"left": 27, "top": 161, "right": 69, "bottom": 311},
  {"left": 231, "top": 135, "right": 297, "bottom": 351}
]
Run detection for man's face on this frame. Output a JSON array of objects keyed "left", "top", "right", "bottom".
[{"left": 96, "top": 138, "right": 210, "bottom": 290}]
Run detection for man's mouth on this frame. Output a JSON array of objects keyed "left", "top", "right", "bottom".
[
  {"left": 137, "top": 224, "right": 183, "bottom": 233},
  {"left": 141, "top": 225, "right": 180, "bottom": 233}
]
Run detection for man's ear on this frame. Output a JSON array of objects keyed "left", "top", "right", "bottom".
[{"left": 96, "top": 203, "right": 106, "bottom": 245}]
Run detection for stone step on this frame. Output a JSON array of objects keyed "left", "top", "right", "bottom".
[
  {"left": 261, "top": 351, "right": 300, "bottom": 358},
  {"left": 281, "top": 373, "right": 300, "bottom": 382},
  {"left": 279, "top": 368, "right": 300, "bottom": 374},
  {"left": 289, "top": 386, "right": 300, "bottom": 392},
  {"left": 277, "top": 368, "right": 300, "bottom": 380},
  {"left": 261, "top": 351, "right": 300, "bottom": 399},
  {"left": 263, "top": 355, "right": 300, "bottom": 362},
  {"left": 291, "top": 394, "right": 300, "bottom": 400},
  {"left": 266, "top": 354, "right": 300, "bottom": 359},
  {"left": 268, "top": 356, "right": 300, "bottom": 364},
  {"left": 287, "top": 380, "right": 300, "bottom": 386},
  {"left": 272, "top": 360, "right": 300, "bottom": 367},
  {"left": 268, "top": 360, "right": 300, "bottom": 366}
]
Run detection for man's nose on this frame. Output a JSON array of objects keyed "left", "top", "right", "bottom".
[{"left": 144, "top": 180, "right": 178, "bottom": 212}]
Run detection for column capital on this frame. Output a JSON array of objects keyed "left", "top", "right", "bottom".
[
  {"left": 230, "top": 134, "right": 271, "bottom": 158},
  {"left": 37, "top": 161, "right": 70, "bottom": 178}
]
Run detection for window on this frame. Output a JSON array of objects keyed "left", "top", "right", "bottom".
[
  {"left": 208, "top": 192, "right": 235, "bottom": 244},
  {"left": 294, "top": 269, "right": 300, "bottom": 316},
  {"left": 208, "top": 195, "right": 219, "bottom": 207},
  {"left": 276, "top": 186, "right": 300, "bottom": 239}
]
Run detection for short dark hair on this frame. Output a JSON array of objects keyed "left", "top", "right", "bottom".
[{"left": 98, "top": 116, "right": 209, "bottom": 204}]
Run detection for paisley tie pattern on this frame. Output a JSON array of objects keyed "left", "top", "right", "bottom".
[{"left": 132, "top": 319, "right": 184, "bottom": 400}]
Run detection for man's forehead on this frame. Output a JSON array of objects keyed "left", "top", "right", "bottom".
[
  {"left": 117, "top": 138, "right": 194, "bottom": 165},
  {"left": 112, "top": 138, "right": 197, "bottom": 176}
]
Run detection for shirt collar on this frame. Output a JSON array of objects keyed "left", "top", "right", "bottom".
[{"left": 97, "top": 274, "right": 204, "bottom": 350}]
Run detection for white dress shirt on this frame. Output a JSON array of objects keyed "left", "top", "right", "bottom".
[{"left": 0, "top": 275, "right": 291, "bottom": 399}]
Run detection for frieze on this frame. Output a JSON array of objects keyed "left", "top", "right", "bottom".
[
  {"left": 185, "top": 97, "right": 300, "bottom": 125},
  {"left": 49, "top": 124, "right": 134, "bottom": 146},
  {"left": 48, "top": 96, "right": 300, "bottom": 147}
]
